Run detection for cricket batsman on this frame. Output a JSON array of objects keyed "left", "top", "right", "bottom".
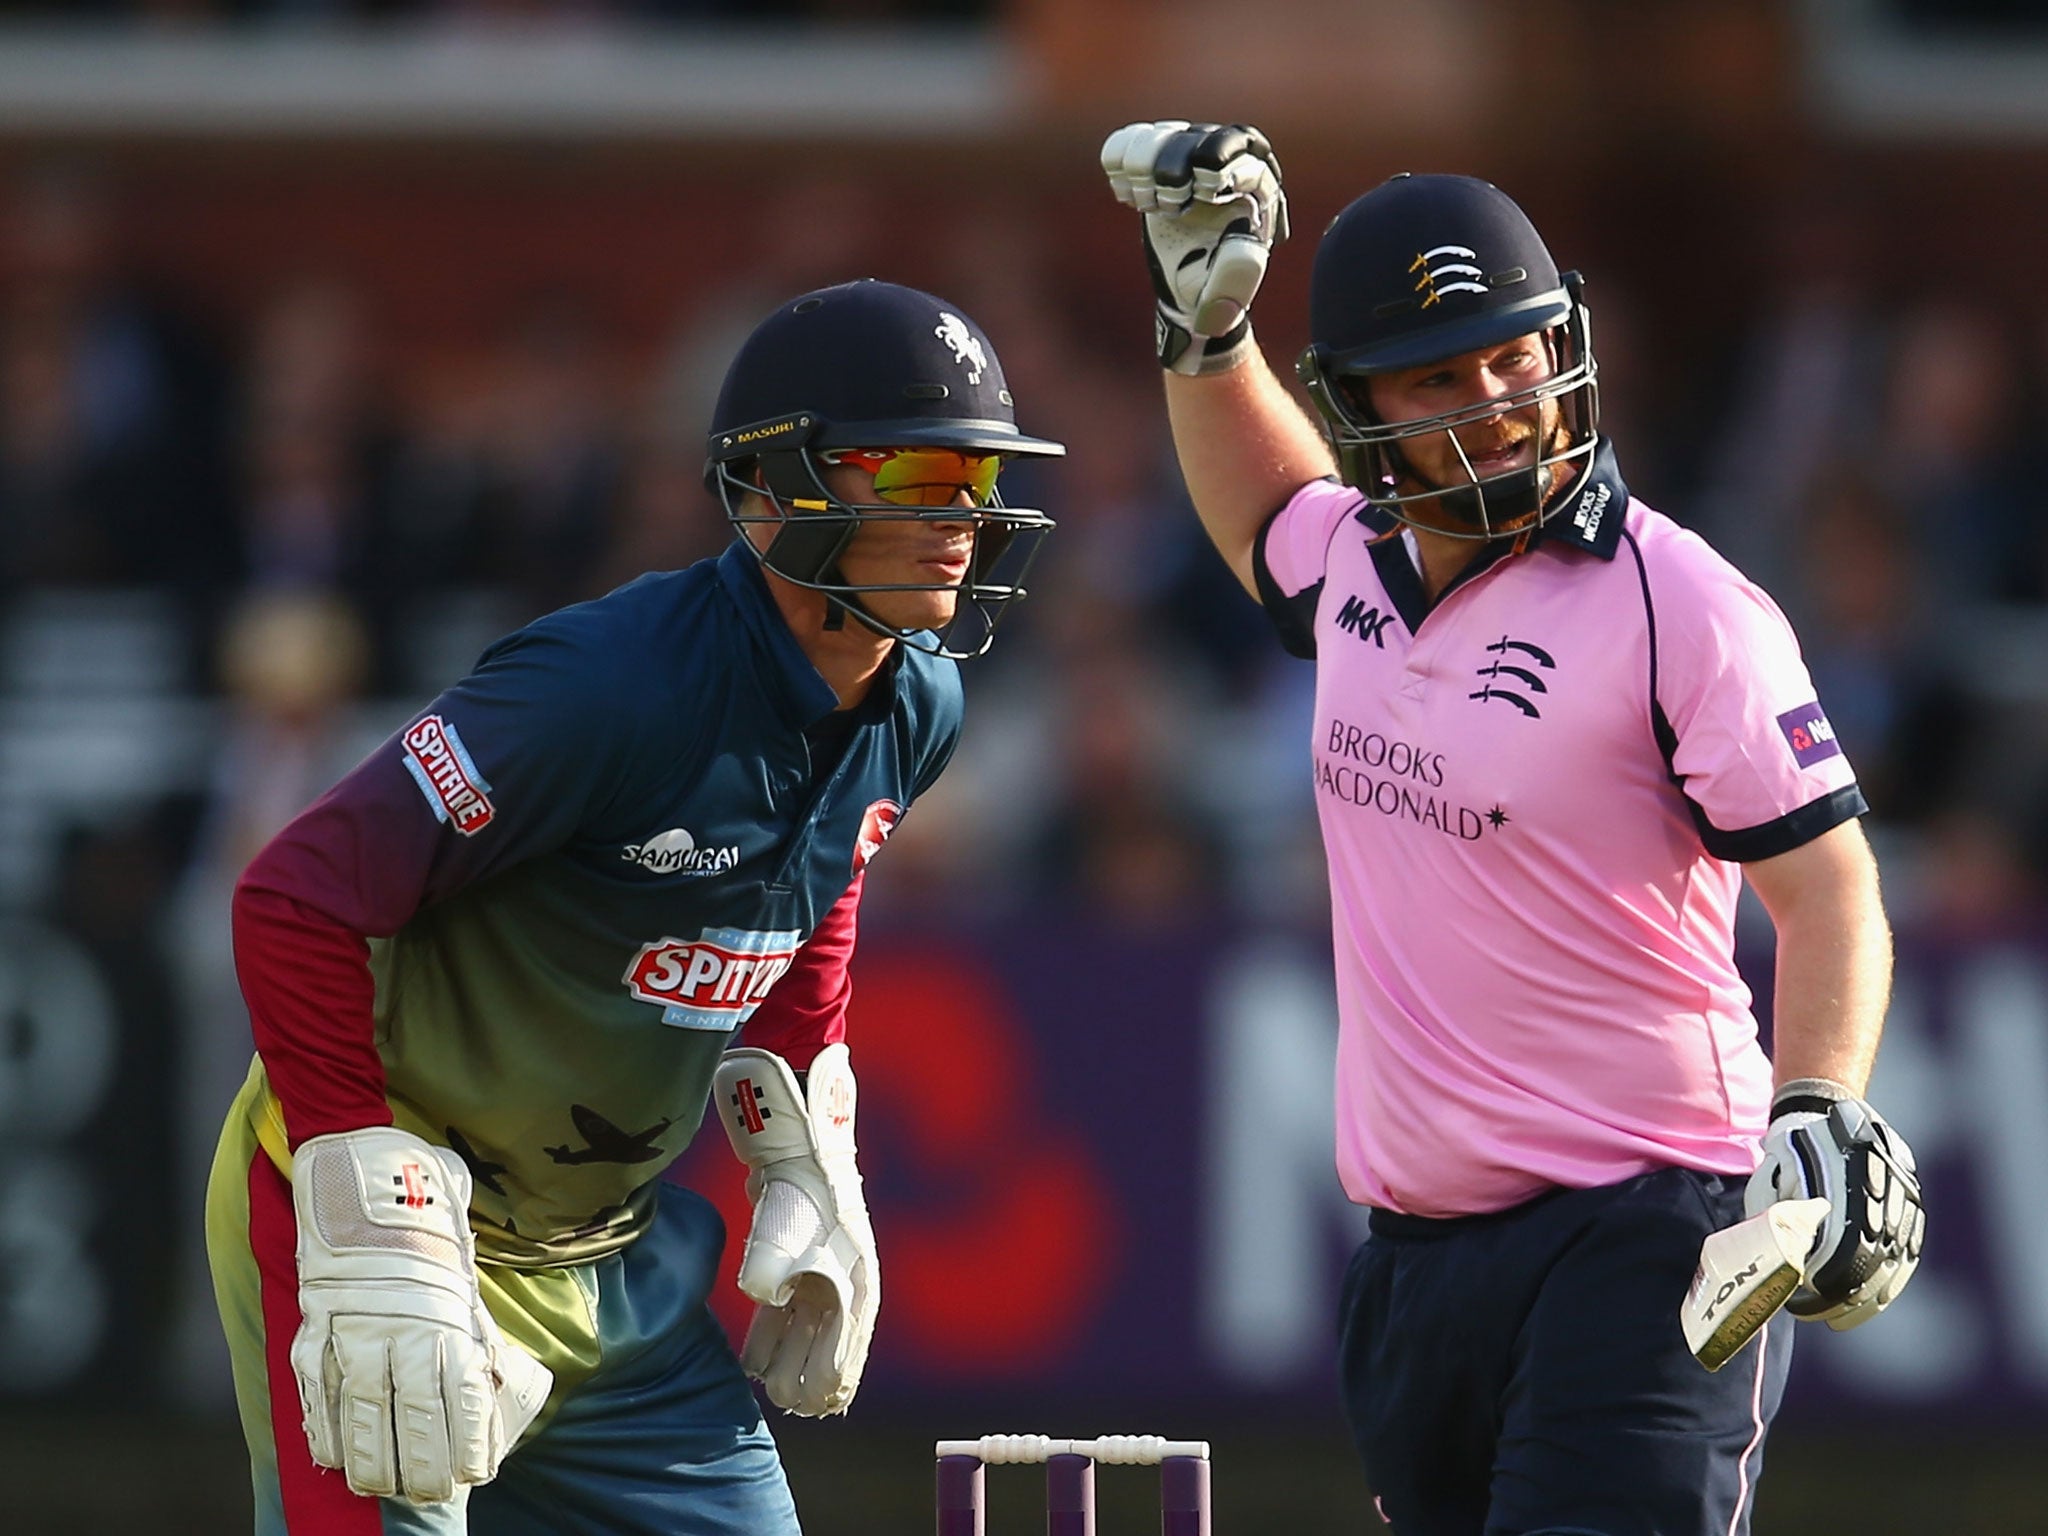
[
  {"left": 1101, "top": 123, "right": 1924, "bottom": 1534},
  {"left": 204, "top": 279, "right": 1063, "bottom": 1534}
]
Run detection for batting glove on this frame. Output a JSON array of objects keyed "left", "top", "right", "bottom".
[
  {"left": 1745, "top": 1079, "right": 1925, "bottom": 1330},
  {"left": 1101, "top": 120, "right": 1289, "bottom": 376},
  {"left": 715, "top": 1043, "right": 878, "bottom": 1417},
  {"left": 291, "top": 1126, "right": 552, "bottom": 1503}
]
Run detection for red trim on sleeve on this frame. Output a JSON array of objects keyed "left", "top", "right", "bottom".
[
  {"left": 739, "top": 871, "right": 864, "bottom": 1069},
  {"left": 232, "top": 868, "right": 392, "bottom": 1147}
]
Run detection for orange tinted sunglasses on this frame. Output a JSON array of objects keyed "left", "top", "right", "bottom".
[{"left": 820, "top": 447, "right": 1003, "bottom": 507}]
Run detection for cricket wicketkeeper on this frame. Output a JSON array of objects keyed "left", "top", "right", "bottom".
[{"left": 206, "top": 280, "right": 1062, "bottom": 1534}]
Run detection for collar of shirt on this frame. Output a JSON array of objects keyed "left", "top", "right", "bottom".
[
  {"left": 717, "top": 539, "right": 875, "bottom": 729},
  {"left": 1535, "top": 437, "right": 1630, "bottom": 559}
]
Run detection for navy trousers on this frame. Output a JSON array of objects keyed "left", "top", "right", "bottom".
[{"left": 1337, "top": 1166, "right": 1793, "bottom": 1536}]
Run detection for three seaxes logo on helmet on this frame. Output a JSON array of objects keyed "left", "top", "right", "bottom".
[
  {"left": 1410, "top": 245, "right": 1488, "bottom": 308},
  {"left": 1386, "top": 245, "right": 1533, "bottom": 320}
]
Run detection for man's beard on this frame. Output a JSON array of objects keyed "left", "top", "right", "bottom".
[{"left": 1404, "top": 410, "right": 1572, "bottom": 537}]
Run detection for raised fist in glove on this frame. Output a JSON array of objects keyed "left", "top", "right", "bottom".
[
  {"left": 291, "top": 1126, "right": 552, "bottom": 1502},
  {"left": 1101, "top": 120, "right": 1289, "bottom": 375},
  {"left": 1745, "top": 1079, "right": 1925, "bottom": 1330},
  {"left": 714, "top": 1043, "right": 877, "bottom": 1416}
]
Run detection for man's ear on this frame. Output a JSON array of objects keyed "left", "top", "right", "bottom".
[{"left": 733, "top": 482, "right": 776, "bottom": 554}]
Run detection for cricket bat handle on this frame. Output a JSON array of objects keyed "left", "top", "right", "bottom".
[{"left": 1681, "top": 1197, "right": 1830, "bottom": 1371}]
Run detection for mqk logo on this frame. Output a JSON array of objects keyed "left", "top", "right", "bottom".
[{"left": 1335, "top": 595, "right": 1396, "bottom": 648}]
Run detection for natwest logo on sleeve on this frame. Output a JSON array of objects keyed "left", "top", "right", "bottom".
[
  {"left": 1776, "top": 701, "right": 1844, "bottom": 770},
  {"left": 401, "top": 714, "right": 496, "bottom": 836},
  {"left": 623, "top": 926, "right": 803, "bottom": 1031}
]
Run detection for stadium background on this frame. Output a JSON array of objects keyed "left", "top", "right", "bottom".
[{"left": 2, "top": 1, "right": 2047, "bottom": 1530}]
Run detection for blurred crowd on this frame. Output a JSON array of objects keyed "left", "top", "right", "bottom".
[
  {"left": 4, "top": 143, "right": 2048, "bottom": 1400},
  {"left": 0, "top": 161, "right": 1305, "bottom": 943},
  {"left": 7, "top": 156, "right": 2048, "bottom": 921},
  {"left": 4, "top": 158, "right": 2044, "bottom": 941},
  {"left": 1672, "top": 186, "right": 2048, "bottom": 942},
  {"left": 0, "top": 2, "right": 995, "bottom": 23}
]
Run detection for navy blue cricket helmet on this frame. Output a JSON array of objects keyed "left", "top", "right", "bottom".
[
  {"left": 706, "top": 279, "right": 1064, "bottom": 659},
  {"left": 1295, "top": 174, "right": 1600, "bottom": 539}
]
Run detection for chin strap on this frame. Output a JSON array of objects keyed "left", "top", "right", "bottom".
[{"left": 822, "top": 587, "right": 897, "bottom": 642}]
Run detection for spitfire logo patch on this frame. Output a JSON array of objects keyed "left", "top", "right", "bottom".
[
  {"left": 935, "top": 312, "right": 987, "bottom": 384},
  {"left": 401, "top": 715, "right": 495, "bottom": 836},
  {"left": 623, "top": 926, "right": 802, "bottom": 1030},
  {"left": 1411, "top": 245, "right": 1487, "bottom": 308},
  {"left": 1777, "top": 702, "right": 1843, "bottom": 769},
  {"left": 854, "top": 799, "right": 904, "bottom": 872}
]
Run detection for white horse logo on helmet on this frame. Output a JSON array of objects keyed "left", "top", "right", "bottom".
[{"left": 935, "top": 312, "right": 987, "bottom": 384}]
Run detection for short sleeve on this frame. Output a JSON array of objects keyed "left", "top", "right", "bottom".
[
  {"left": 1649, "top": 530, "right": 1866, "bottom": 861},
  {"left": 1251, "top": 478, "right": 1362, "bottom": 659}
]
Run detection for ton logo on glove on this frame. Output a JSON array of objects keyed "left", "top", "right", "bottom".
[{"left": 1685, "top": 1078, "right": 1926, "bottom": 1369}]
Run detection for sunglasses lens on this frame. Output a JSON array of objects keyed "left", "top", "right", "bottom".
[{"left": 864, "top": 448, "right": 1002, "bottom": 507}]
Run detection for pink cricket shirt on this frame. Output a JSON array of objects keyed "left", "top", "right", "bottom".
[{"left": 1254, "top": 444, "right": 1865, "bottom": 1217}]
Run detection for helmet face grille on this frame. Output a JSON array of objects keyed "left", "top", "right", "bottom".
[
  {"left": 713, "top": 448, "right": 1055, "bottom": 660},
  {"left": 703, "top": 281, "right": 1064, "bottom": 657},
  {"left": 1296, "top": 175, "right": 1608, "bottom": 538},
  {"left": 1301, "top": 295, "right": 1602, "bottom": 541}
]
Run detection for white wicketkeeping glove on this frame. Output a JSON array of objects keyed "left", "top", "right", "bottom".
[
  {"left": 1745, "top": 1079, "right": 1925, "bottom": 1331},
  {"left": 291, "top": 1126, "right": 553, "bottom": 1503},
  {"left": 1101, "top": 119, "right": 1289, "bottom": 376},
  {"left": 713, "top": 1043, "right": 877, "bottom": 1417}
]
